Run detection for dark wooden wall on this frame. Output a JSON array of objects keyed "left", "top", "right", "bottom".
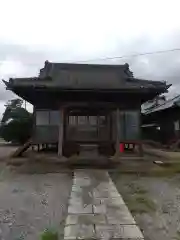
[
  {"left": 32, "top": 100, "right": 141, "bottom": 152},
  {"left": 32, "top": 109, "right": 60, "bottom": 144},
  {"left": 142, "top": 107, "right": 180, "bottom": 144}
]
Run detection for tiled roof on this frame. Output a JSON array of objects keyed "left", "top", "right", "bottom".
[
  {"left": 143, "top": 95, "right": 180, "bottom": 115},
  {"left": 3, "top": 61, "right": 170, "bottom": 95}
]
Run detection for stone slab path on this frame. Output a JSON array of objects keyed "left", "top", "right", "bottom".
[{"left": 64, "top": 170, "right": 144, "bottom": 239}]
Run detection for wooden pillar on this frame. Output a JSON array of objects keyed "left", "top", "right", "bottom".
[
  {"left": 97, "top": 115, "right": 99, "bottom": 138},
  {"left": 115, "top": 108, "right": 121, "bottom": 156},
  {"left": 58, "top": 108, "right": 64, "bottom": 156},
  {"left": 138, "top": 143, "right": 143, "bottom": 157},
  {"left": 138, "top": 109, "right": 144, "bottom": 157}
]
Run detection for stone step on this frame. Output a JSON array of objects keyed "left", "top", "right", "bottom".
[
  {"left": 79, "top": 144, "right": 99, "bottom": 157},
  {"left": 80, "top": 144, "right": 98, "bottom": 150}
]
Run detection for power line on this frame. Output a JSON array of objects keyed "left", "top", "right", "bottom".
[{"left": 74, "top": 47, "right": 180, "bottom": 63}]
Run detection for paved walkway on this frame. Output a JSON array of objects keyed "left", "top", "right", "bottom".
[{"left": 64, "top": 170, "right": 144, "bottom": 239}]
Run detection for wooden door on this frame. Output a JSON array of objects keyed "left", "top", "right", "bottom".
[{"left": 66, "top": 111, "right": 110, "bottom": 143}]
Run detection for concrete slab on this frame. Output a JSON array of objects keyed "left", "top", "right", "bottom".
[
  {"left": 64, "top": 224, "right": 95, "bottom": 240},
  {"left": 64, "top": 170, "right": 144, "bottom": 239},
  {"left": 93, "top": 204, "right": 107, "bottom": 214},
  {"left": 68, "top": 204, "right": 93, "bottom": 214},
  {"left": 66, "top": 214, "right": 107, "bottom": 225},
  {"left": 71, "top": 185, "right": 83, "bottom": 193},
  {"left": 93, "top": 189, "right": 121, "bottom": 199},
  {"left": 73, "top": 178, "right": 91, "bottom": 186},
  {"left": 96, "top": 224, "right": 144, "bottom": 239},
  {"left": 106, "top": 209, "right": 136, "bottom": 225},
  {"left": 69, "top": 196, "right": 83, "bottom": 206},
  {"left": 70, "top": 191, "right": 83, "bottom": 200},
  {"left": 93, "top": 197, "right": 125, "bottom": 206},
  {"left": 93, "top": 189, "right": 111, "bottom": 198}
]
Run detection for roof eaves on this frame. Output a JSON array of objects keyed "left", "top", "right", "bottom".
[
  {"left": 127, "top": 77, "right": 170, "bottom": 88},
  {"left": 2, "top": 79, "right": 12, "bottom": 90}
]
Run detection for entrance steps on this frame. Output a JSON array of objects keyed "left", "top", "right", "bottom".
[{"left": 79, "top": 144, "right": 99, "bottom": 157}]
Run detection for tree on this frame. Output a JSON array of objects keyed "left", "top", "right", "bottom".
[
  {"left": 0, "top": 98, "right": 33, "bottom": 144},
  {"left": 1, "top": 99, "right": 23, "bottom": 123}
]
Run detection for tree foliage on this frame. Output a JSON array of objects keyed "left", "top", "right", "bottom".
[
  {"left": 0, "top": 98, "right": 33, "bottom": 144},
  {"left": 1, "top": 99, "right": 23, "bottom": 123}
]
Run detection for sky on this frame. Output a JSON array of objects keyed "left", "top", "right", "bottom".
[{"left": 0, "top": 0, "right": 180, "bottom": 117}]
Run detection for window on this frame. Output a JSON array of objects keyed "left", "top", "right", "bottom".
[
  {"left": 77, "top": 116, "right": 88, "bottom": 125},
  {"left": 99, "top": 116, "right": 106, "bottom": 126},
  {"left": 36, "top": 110, "right": 60, "bottom": 126},
  {"left": 49, "top": 111, "right": 59, "bottom": 125},
  {"left": 36, "top": 111, "right": 49, "bottom": 125},
  {"left": 69, "top": 116, "right": 76, "bottom": 125},
  {"left": 89, "top": 116, "right": 97, "bottom": 126}
]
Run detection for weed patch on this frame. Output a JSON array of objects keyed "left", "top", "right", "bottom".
[{"left": 40, "top": 229, "right": 58, "bottom": 240}]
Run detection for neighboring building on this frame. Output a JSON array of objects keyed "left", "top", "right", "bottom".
[
  {"left": 142, "top": 95, "right": 166, "bottom": 112},
  {"left": 3, "top": 61, "right": 169, "bottom": 157},
  {"left": 142, "top": 95, "right": 180, "bottom": 143}
]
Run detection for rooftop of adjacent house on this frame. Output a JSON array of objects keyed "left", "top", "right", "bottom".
[{"left": 142, "top": 95, "right": 180, "bottom": 115}]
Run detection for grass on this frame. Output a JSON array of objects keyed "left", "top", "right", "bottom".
[
  {"left": 126, "top": 183, "right": 147, "bottom": 194},
  {"left": 147, "top": 162, "right": 180, "bottom": 177},
  {"left": 125, "top": 194, "right": 156, "bottom": 213},
  {"left": 174, "top": 231, "right": 180, "bottom": 240},
  {"left": 111, "top": 173, "right": 157, "bottom": 213},
  {"left": 161, "top": 203, "right": 169, "bottom": 214},
  {"left": 120, "top": 182, "right": 157, "bottom": 214},
  {"left": 12, "top": 161, "right": 73, "bottom": 174},
  {"left": 135, "top": 195, "right": 156, "bottom": 211},
  {"left": 112, "top": 163, "right": 180, "bottom": 177},
  {"left": 40, "top": 229, "right": 58, "bottom": 240},
  {"left": 168, "top": 162, "right": 180, "bottom": 173},
  {"left": 109, "top": 156, "right": 180, "bottom": 177}
]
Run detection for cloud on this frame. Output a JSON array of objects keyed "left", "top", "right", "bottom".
[{"left": 0, "top": 0, "right": 180, "bottom": 117}]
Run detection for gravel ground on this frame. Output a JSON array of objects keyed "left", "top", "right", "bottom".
[
  {"left": 0, "top": 172, "right": 72, "bottom": 240},
  {"left": 111, "top": 173, "right": 180, "bottom": 240},
  {"left": 0, "top": 145, "right": 17, "bottom": 160}
]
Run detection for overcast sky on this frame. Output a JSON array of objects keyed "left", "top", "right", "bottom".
[{"left": 0, "top": 0, "right": 180, "bottom": 117}]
